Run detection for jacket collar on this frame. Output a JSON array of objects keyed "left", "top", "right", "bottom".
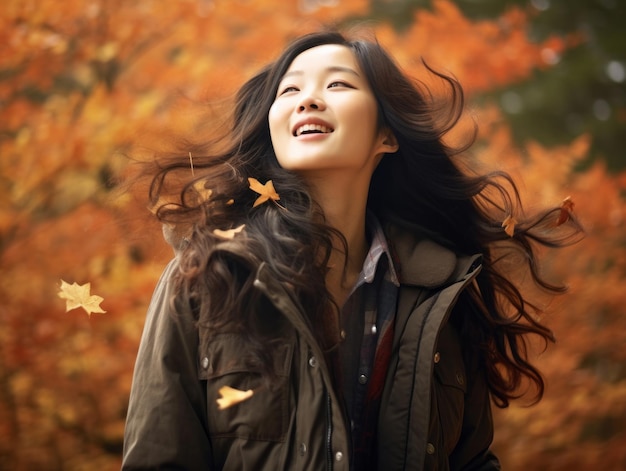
[
  {"left": 385, "top": 223, "right": 482, "bottom": 289},
  {"left": 253, "top": 223, "right": 482, "bottom": 295}
]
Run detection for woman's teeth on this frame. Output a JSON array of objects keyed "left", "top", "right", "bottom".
[{"left": 295, "top": 124, "right": 333, "bottom": 136}]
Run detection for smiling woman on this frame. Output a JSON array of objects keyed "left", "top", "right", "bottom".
[{"left": 122, "top": 30, "right": 582, "bottom": 471}]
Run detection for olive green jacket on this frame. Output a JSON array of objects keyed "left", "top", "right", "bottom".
[{"left": 122, "top": 225, "right": 500, "bottom": 470}]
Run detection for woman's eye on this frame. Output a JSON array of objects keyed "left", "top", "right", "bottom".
[
  {"left": 279, "top": 86, "right": 299, "bottom": 95},
  {"left": 328, "top": 81, "right": 353, "bottom": 89}
]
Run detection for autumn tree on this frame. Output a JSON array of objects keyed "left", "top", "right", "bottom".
[{"left": 1, "top": 0, "right": 624, "bottom": 469}]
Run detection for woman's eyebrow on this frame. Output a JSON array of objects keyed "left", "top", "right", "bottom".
[{"left": 281, "top": 66, "right": 361, "bottom": 79}]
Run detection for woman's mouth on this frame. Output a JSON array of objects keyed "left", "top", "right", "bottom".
[{"left": 293, "top": 123, "right": 334, "bottom": 137}]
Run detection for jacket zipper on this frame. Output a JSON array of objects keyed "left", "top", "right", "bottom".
[{"left": 326, "top": 392, "right": 333, "bottom": 471}]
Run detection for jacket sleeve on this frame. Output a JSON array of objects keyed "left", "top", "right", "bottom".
[
  {"left": 122, "top": 259, "right": 212, "bottom": 470},
  {"left": 449, "top": 359, "right": 501, "bottom": 471}
]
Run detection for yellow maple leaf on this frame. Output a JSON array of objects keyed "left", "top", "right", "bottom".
[
  {"left": 58, "top": 280, "right": 106, "bottom": 317},
  {"left": 193, "top": 180, "right": 213, "bottom": 203},
  {"left": 502, "top": 215, "right": 517, "bottom": 237},
  {"left": 213, "top": 224, "right": 245, "bottom": 239},
  {"left": 216, "top": 385, "right": 254, "bottom": 410},
  {"left": 248, "top": 177, "right": 280, "bottom": 207}
]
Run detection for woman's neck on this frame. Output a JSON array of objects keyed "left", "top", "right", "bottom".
[{"left": 306, "top": 173, "right": 371, "bottom": 305}]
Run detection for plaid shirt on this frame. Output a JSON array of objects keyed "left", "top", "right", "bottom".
[{"left": 336, "top": 213, "right": 400, "bottom": 471}]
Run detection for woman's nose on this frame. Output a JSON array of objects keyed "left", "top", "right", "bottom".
[{"left": 297, "top": 95, "right": 325, "bottom": 112}]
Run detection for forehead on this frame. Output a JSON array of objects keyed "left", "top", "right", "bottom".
[{"left": 284, "top": 44, "right": 360, "bottom": 75}]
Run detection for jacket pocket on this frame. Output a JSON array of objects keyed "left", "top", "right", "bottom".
[
  {"left": 198, "top": 332, "right": 293, "bottom": 442},
  {"left": 432, "top": 322, "right": 466, "bottom": 455}
]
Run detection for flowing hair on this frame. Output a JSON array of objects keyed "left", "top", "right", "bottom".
[{"left": 144, "top": 31, "right": 583, "bottom": 406}]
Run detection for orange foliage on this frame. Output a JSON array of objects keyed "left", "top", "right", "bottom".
[
  {"left": 1, "top": 0, "right": 624, "bottom": 469},
  {"left": 475, "top": 107, "right": 626, "bottom": 471},
  {"left": 375, "top": 0, "right": 582, "bottom": 93}
]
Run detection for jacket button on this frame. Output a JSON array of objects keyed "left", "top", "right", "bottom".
[
  {"left": 340, "top": 330, "right": 347, "bottom": 340},
  {"left": 308, "top": 356, "right": 318, "bottom": 368},
  {"left": 433, "top": 352, "right": 441, "bottom": 363},
  {"left": 456, "top": 372, "right": 465, "bottom": 386},
  {"left": 299, "top": 443, "right": 307, "bottom": 456},
  {"left": 358, "top": 374, "right": 368, "bottom": 384},
  {"left": 426, "top": 443, "right": 435, "bottom": 455},
  {"left": 201, "top": 357, "right": 209, "bottom": 369},
  {"left": 335, "top": 451, "right": 344, "bottom": 461}
]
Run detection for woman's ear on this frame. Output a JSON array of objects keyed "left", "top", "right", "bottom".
[{"left": 378, "top": 128, "right": 399, "bottom": 154}]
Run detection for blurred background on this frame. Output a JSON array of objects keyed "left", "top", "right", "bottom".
[{"left": 1, "top": 0, "right": 625, "bottom": 469}]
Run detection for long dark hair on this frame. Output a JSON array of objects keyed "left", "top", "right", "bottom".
[{"left": 146, "top": 31, "right": 582, "bottom": 406}]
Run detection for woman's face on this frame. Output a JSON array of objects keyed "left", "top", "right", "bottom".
[{"left": 268, "top": 44, "right": 393, "bottom": 178}]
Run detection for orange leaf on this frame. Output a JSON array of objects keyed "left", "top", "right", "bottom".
[
  {"left": 216, "top": 385, "right": 254, "bottom": 410},
  {"left": 248, "top": 177, "right": 280, "bottom": 207},
  {"left": 58, "top": 280, "right": 106, "bottom": 317},
  {"left": 213, "top": 224, "right": 245, "bottom": 239},
  {"left": 556, "top": 196, "right": 574, "bottom": 226},
  {"left": 502, "top": 215, "right": 517, "bottom": 237}
]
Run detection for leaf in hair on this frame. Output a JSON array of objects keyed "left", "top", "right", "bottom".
[
  {"left": 193, "top": 180, "right": 213, "bottom": 203},
  {"left": 502, "top": 215, "right": 517, "bottom": 237},
  {"left": 213, "top": 224, "right": 245, "bottom": 239},
  {"left": 248, "top": 177, "right": 280, "bottom": 207},
  {"left": 556, "top": 196, "right": 574, "bottom": 226},
  {"left": 148, "top": 196, "right": 177, "bottom": 215},
  {"left": 216, "top": 385, "right": 254, "bottom": 410}
]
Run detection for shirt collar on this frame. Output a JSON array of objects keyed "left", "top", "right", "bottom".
[{"left": 358, "top": 212, "right": 400, "bottom": 288}]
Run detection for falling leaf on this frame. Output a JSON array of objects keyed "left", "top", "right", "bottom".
[
  {"left": 556, "top": 196, "right": 575, "bottom": 226},
  {"left": 58, "top": 280, "right": 106, "bottom": 317},
  {"left": 193, "top": 180, "right": 213, "bottom": 203},
  {"left": 248, "top": 177, "right": 280, "bottom": 207},
  {"left": 213, "top": 224, "right": 245, "bottom": 239},
  {"left": 216, "top": 385, "right": 254, "bottom": 410},
  {"left": 502, "top": 215, "right": 517, "bottom": 237}
]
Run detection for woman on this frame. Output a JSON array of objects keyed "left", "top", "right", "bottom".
[{"left": 122, "top": 31, "right": 581, "bottom": 470}]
